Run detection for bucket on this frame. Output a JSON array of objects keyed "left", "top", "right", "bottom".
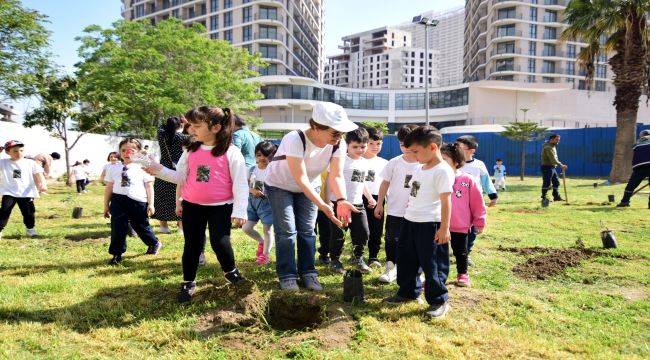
[
  {"left": 72, "top": 207, "right": 83, "bottom": 219},
  {"left": 601, "top": 230, "right": 617, "bottom": 249},
  {"left": 343, "top": 269, "right": 364, "bottom": 303},
  {"left": 607, "top": 195, "right": 615, "bottom": 202},
  {"left": 593, "top": 182, "right": 598, "bottom": 188}
]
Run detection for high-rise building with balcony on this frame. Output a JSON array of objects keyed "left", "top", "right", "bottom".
[
  {"left": 464, "top": 0, "right": 611, "bottom": 91},
  {"left": 121, "top": 0, "right": 324, "bottom": 80}
]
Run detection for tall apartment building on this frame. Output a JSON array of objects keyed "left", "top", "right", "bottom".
[
  {"left": 464, "top": 0, "right": 611, "bottom": 91},
  {"left": 397, "top": 6, "right": 465, "bottom": 87},
  {"left": 323, "top": 27, "right": 436, "bottom": 89},
  {"left": 121, "top": 0, "right": 324, "bottom": 80}
]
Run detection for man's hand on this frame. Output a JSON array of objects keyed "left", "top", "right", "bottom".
[
  {"left": 231, "top": 217, "right": 246, "bottom": 228},
  {"left": 103, "top": 207, "right": 110, "bottom": 219},
  {"left": 373, "top": 204, "right": 384, "bottom": 219},
  {"left": 434, "top": 228, "right": 451, "bottom": 245},
  {"left": 319, "top": 202, "right": 343, "bottom": 228},
  {"left": 561, "top": 164, "right": 568, "bottom": 171},
  {"left": 336, "top": 200, "right": 360, "bottom": 228}
]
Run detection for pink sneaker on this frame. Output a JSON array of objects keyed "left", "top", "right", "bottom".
[
  {"left": 255, "top": 243, "right": 264, "bottom": 259},
  {"left": 457, "top": 273, "right": 470, "bottom": 287},
  {"left": 256, "top": 253, "right": 269, "bottom": 265}
]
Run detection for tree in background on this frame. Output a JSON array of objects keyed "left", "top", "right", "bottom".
[
  {"left": 500, "top": 122, "right": 548, "bottom": 180},
  {"left": 0, "top": 0, "right": 53, "bottom": 100},
  {"left": 23, "top": 76, "right": 103, "bottom": 185},
  {"left": 562, "top": 0, "right": 650, "bottom": 183},
  {"left": 360, "top": 121, "right": 389, "bottom": 135},
  {"left": 75, "top": 19, "right": 264, "bottom": 138}
]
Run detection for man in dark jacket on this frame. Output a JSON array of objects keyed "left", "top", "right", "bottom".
[
  {"left": 617, "top": 130, "right": 650, "bottom": 208},
  {"left": 540, "top": 134, "right": 567, "bottom": 202}
]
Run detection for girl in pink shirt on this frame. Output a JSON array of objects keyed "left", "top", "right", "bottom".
[
  {"left": 441, "top": 143, "right": 487, "bottom": 287},
  {"left": 150, "top": 106, "right": 249, "bottom": 303}
]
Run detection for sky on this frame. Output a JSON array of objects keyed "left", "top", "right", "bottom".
[{"left": 9, "top": 0, "right": 465, "bottom": 118}]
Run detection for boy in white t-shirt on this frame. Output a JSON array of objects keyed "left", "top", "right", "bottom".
[
  {"left": 0, "top": 140, "right": 47, "bottom": 238},
  {"left": 374, "top": 124, "right": 420, "bottom": 283},
  {"left": 329, "top": 127, "right": 376, "bottom": 274},
  {"left": 362, "top": 126, "right": 388, "bottom": 268},
  {"left": 493, "top": 158, "right": 506, "bottom": 191},
  {"left": 383, "top": 126, "right": 454, "bottom": 319}
]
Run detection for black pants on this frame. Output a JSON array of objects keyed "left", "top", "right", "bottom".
[
  {"left": 467, "top": 226, "right": 477, "bottom": 253},
  {"left": 181, "top": 201, "right": 236, "bottom": 282},
  {"left": 0, "top": 195, "right": 36, "bottom": 231},
  {"left": 363, "top": 195, "right": 384, "bottom": 260},
  {"left": 396, "top": 220, "right": 449, "bottom": 305},
  {"left": 109, "top": 194, "right": 158, "bottom": 255},
  {"left": 450, "top": 232, "right": 469, "bottom": 275},
  {"left": 329, "top": 204, "right": 369, "bottom": 260},
  {"left": 541, "top": 165, "right": 561, "bottom": 199},
  {"left": 384, "top": 215, "right": 403, "bottom": 263},
  {"left": 76, "top": 179, "right": 86, "bottom": 193},
  {"left": 315, "top": 210, "right": 332, "bottom": 258},
  {"left": 621, "top": 165, "right": 650, "bottom": 204}
]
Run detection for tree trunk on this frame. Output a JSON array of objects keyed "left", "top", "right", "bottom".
[
  {"left": 62, "top": 126, "right": 72, "bottom": 186},
  {"left": 608, "top": 108, "right": 637, "bottom": 182},
  {"left": 520, "top": 140, "right": 525, "bottom": 181}
]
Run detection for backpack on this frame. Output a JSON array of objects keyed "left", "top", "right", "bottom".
[{"left": 271, "top": 130, "right": 340, "bottom": 162}]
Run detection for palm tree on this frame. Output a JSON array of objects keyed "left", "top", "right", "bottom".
[{"left": 562, "top": 0, "right": 650, "bottom": 182}]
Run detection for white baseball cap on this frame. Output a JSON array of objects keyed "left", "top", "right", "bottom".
[{"left": 311, "top": 102, "right": 358, "bottom": 133}]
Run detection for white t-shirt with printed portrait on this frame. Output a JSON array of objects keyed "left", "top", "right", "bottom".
[
  {"left": 249, "top": 165, "right": 269, "bottom": 194},
  {"left": 330, "top": 155, "right": 368, "bottom": 205},
  {"left": 105, "top": 163, "right": 154, "bottom": 203},
  {"left": 364, "top": 156, "right": 388, "bottom": 196},
  {"left": 265, "top": 130, "right": 345, "bottom": 193},
  {"left": 404, "top": 161, "right": 455, "bottom": 223},
  {"left": 379, "top": 155, "right": 421, "bottom": 217},
  {"left": 0, "top": 158, "right": 43, "bottom": 198}
]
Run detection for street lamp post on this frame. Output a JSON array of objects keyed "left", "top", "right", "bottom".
[
  {"left": 413, "top": 15, "right": 439, "bottom": 126},
  {"left": 520, "top": 108, "right": 529, "bottom": 123}
]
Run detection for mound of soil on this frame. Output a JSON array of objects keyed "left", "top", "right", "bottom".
[
  {"left": 196, "top": 280, "right": 267, "bottom": 331},
  {"left": 497, "top": 245, "right": 552, "bottom": 255},
  {"left": 512, "top": 247, "right": 600, "bottom": 280},
  {"left": 265, "top": 291, "right": 328, "bottom": 331}
]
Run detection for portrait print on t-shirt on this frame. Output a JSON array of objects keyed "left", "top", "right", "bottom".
[
  {"left": 253, "top": 180, "right": 264, "bottom": 191},
  {"left": 121, "top": 170, "right": 131, "bottom": 187},
  {"left": 410, "top": 180, "right": 421, "bottom": 197},
  {"left": 350, "top": 169, "right": 365, "bottom": 183},
  {"left": 196, "top": 165, "right": 211, "bottom": 183},
  {"left": 403, "top": 174, "right": 413, "bottom": 188},
  {"left": 365, "top": 169, "right": 376, "bottom": 182},
  {"left": 13, "top": 169, "right": 21, "bottom": 179}
]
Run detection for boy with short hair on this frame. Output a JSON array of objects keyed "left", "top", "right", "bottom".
[
  {"left": 0, "top": 140, "right": 47, "bottom": 239},
  {"left": 374, "top": 124, "right": 421, "bottom": 283},
  {"left": 383, "top": 126, "right": 454, "bottom": 318},
  {"left": 329, "top": 127, "right": 376, "bottom": 274},
  {"left": 493, "top": 158, "right": 506, "bottom": 191},
  {"left": 362, "top": 126, "right": 388, "bottom": 268}
]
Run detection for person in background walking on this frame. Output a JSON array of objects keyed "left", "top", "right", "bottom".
[
  {"left": 71, "top": 161, "right": 88, "bottom": 194},
  {"left": 493, "top": 158, "right": 507, "bottom": 191},
  {"left": 25, "top": 152, "right": 60, "bottom": 179},
  {"left": 540, "top": 134, "right": 567, "bottom": 203},
  {"left": 617, "top": 129, "right": 650, "bottom": 208},
  {"left": 232, "top": 114, "right": 261, "bottom": 168},
  {"left": 153, "top": 116, "right": 190, "bottom": 234}
]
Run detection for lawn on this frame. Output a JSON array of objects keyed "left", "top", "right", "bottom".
[{"left": 0, "top": 178, "right": 648, "bottom": 359}]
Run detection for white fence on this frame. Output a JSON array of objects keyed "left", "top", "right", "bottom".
[{"left": 0, "top": 121, "right": 158, "bottom": 179}]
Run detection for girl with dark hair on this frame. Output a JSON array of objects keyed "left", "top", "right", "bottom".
[
  {"left": 71, "top": 161, "right": 88, "bottom": 194},
  {"left": 153, "top": 116, "right": 190, "bottom": 234},
  {"left": 100, "top": 152, "right": 121, "bottom": 185},
  {"left": 147, "top": 106, "right": 249, "bottom": 303}
]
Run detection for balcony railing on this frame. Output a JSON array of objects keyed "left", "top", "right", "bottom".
[
  {"left": 254, "top": 13, "right": 284, "bottom": 22},
  {"left": 542, "top": 67, "right": 564, "bottom": 74},
  {"left": 260, "top": 52, "right": 284, "bottom": 62},
  {"left": 490, "top": 64, "right": 521, "bottom": 74},
  {"left": 490, "top": 48, "right": 522, "bottom": 57},
  {"left": 254, "top": 32, "right": 284, "bottom": 42},
  {"left": 543, "top": 33, "right": 558, "bottom": 40},
  {"left": 492, "top": 13, "right": 524, "bottom": 23},
  {"left": 492, "top": 30, "right": 523, "bottom": 40}
]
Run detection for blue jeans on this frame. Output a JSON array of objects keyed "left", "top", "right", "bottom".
[
  {"left": 541, "top": 165, "right": 560, "bottom": 199},
  {"left": 265, "top": 184, "right": 319, "bottom": 281}
]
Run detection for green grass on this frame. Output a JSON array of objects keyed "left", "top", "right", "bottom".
[{"left": 0, "top": 178, "right": 648, "bottom": 359}]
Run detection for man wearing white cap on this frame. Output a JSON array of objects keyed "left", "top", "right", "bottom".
[{"left": 264, "top": 102, "right": 359, "bottom": 291}]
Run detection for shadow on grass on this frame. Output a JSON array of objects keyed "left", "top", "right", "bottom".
[
  {"left": 64, "top": 230, "right": 112, "bottom": 241},
  {"left": 499, "top": 184, "right": 540, "bottom": 192}
]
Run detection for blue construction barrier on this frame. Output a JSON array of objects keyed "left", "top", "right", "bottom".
[{"left": 378, "top": 125, "right": 650, "bottom": 178}]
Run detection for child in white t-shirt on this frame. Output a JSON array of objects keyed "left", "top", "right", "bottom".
[
  {"left": 100, "top": 152, "right": 122, "bottom": 185},
  {"left": 362, "top": 126, "right": 388, "bottom": 268},
  {"left": 243, "top": 141, "right": 277, "bottom": 265},
  {"left": 329, "top": 127, "right": 376, "bottom": 274},
  {"left": 374, "top": 124, "right": 421, "bottom": 283},
  {"left": 0, "top": 140, "right": 47, "bottom": 238},
  {"left": 493, "top": 158, "right": 506, "bottom": 191},
  {"left": 71, "top": 161, "right": 88, "bottom": 194},
  {"left": 383, "top": 126, "right": 454, "bottom": 319},
  {"left": 103, "top": 138, "right": 161, "bottom": 265}
]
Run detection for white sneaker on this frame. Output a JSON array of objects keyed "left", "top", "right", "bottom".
[
  {"left": 419, "top": 272, "right": 425, "bottom": 284},
  {"left": 378, "top": 261, "right": 397, "bottom": 283},
  {"left": 178, "top": 228, "right": 184, "bottom": 236},
  {"left": 159, "top": 226, "right": 171, "bottom": 234},
  {"left": 26, "top": 228, "right": 38, "bottom": 237},
  {"left": 0, "top": 231, "right": 3, "bottom": 240}
]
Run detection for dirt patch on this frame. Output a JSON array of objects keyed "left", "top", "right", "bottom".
[
  {"left": 265, "top": 291, "right": 328, "bottom": 331},
  {"left": 195, "top": 280, "right": 267, "bottom": 332},
  {"left": 498, "top": 245, "right": 552, "bottom": 255},
  {"left": 512, "top": 209, "right": 545, "bottom": 214},
  {"left": 512, "top": 247, "right": 601, "bottom": 280}
]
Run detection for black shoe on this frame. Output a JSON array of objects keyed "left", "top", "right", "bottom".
[
  {"left": 553, "top": 196, "right": 564, "bottom": 201},
  {"left": 177, "top": 281, "right": 196, "bottom": 303},
  {"left": 616, "top": 202, "right": 630, "bottom": 208},
  {"left": 318, "top": 255, "right": 331, "bottom": 265},
  {"left": 383, "top": 295, "right": 419, "bottom": 304},
  {"left": 330, "top": 259, "right": 345, "bottom": 274},
  {"left": 541, "top": 198, "right": 550, "bottom": 207},
  {"left": 145, "top": 241, "right": 162, "bottom": 255},
  {"left": 224, "top": 268, "right": 244, "bottom": 284},
  {"left": 108, "top": 254, "right": 122, "bottom": 265}
]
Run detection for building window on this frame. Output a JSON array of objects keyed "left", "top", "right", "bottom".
[
  {"left": 242, "top": 44, "right": 252, "bottom": 54},
  {"left": 528, "top": 58, "right": 536, "bottom": 73},
  {"left": 529, "top": 24, "right": 537, "bottom": 39},
  {"left": 497, "top": 25, "right": 516, "bottom": 37},
  {"left": 259, "top": 44, "right": 278, "bottom": 59},
  {"left": 596, "top": 65, "right": 607, "bottom": 78},
  {"left": 543, "top": 27, "right": 557, "bottom": 40},
  {"left": 543, "top": 77, "right": 555, "bottom": 83},
  {"left": 260, "top": 6, "right": 277, "bottom": 20},
  {"left": 544, "top": 10, "right": 558, "bottom": 23},
  {"left": 528, "top": 41, "right": 536, "bottom": 55},
  {"left": 223, "top": 29, "right": 232, "bottom": 43},
  {"left": 567, "top": 44, "right": 576, "bottom": 58},
  {"left": 135, "top": 4, "right": 145, "bottom": 17},
  {"left": 566, "top": 61, "right": 575, "bottom": 75},
  {"left": 260, "top": 25, "right": 278, "bottom": 40},
  {"left": 210, "top": 0, "right": 218, "bottom": 12},
  {"left": 223, "top": 11, "right": 232, "bottom": 27},
  {"left": 595, "top": 80, "right": 606, "bottom": 91},
  {"left": 243, "top": 6, "right": 252, "bottom": 22},
  {"left": 171, "top": 8, "right": 179, "bottom": 18},
  {"left": 527, "top": 75, "right": 535, "bottom": 82},
  {"left": 498, "top": 7, "right": 516, "bottom": 20},
  {"left": 260, "top": 64, "right": 277, "bottom": 76},
  {"left": 223, "top": 0, "right": 232, "bottom": 9},
  {"left": 210, "top": 32, "right": 219, "bottom": 39},
  {"left": 496, "top": 58, "right": 514, "bottom": 72},
  {"left": 542, "top": 43, "right": 556, "bottom": 56},
  {"left": 542, "top": 60, "right": 555, "bottom": 73},
  {"left": 530, "top": 7, "right": 537, "bottom": 21},
  {"left": 210, "top": 15, "right": 218, "bottom": 31},
  {"left": 243, "top": 25, "right": 252, "bottom": 41},
  {"left": 497, "top": 42, "right": 515, "bottom": 54}
]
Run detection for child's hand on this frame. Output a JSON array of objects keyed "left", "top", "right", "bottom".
[
  {"left": 103, "top": 207, "right": 110, "bottom": 219},
  {"left": 476, "top": 227, "right": 484, "bottom": 235},
  {"left": 373, "top": 204, "right": 383, "bottom": 219},
  {"left": 434, "top": 228, "right": 451, "bottom": 245},
  {"left": 147, "top": 204, "right": 155, "bottom": 217},
  {"left": 175, "top": 202, "right": 183, "bottom": 216},
  {"left": 488, "top": 199, "right": 497, "bottom": 207},
  {"left": 38, "top": 187, "right": 48, "bottom": 194},
  {"left": 231, "top": 217, "right": 245, "bottom": 228},
  {"left": 367, "top": 197, "right": 377, "bottom": 209},
  {"left": 251, "top": 189, "right": 264, "bottom": 198},
  {"left": 143, "top": 162, "right": 163, "bottom": 175}
]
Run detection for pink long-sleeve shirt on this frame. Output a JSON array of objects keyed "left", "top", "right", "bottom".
[{"left": 450, "top": 173, "right": 487, "bottom": 233}]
